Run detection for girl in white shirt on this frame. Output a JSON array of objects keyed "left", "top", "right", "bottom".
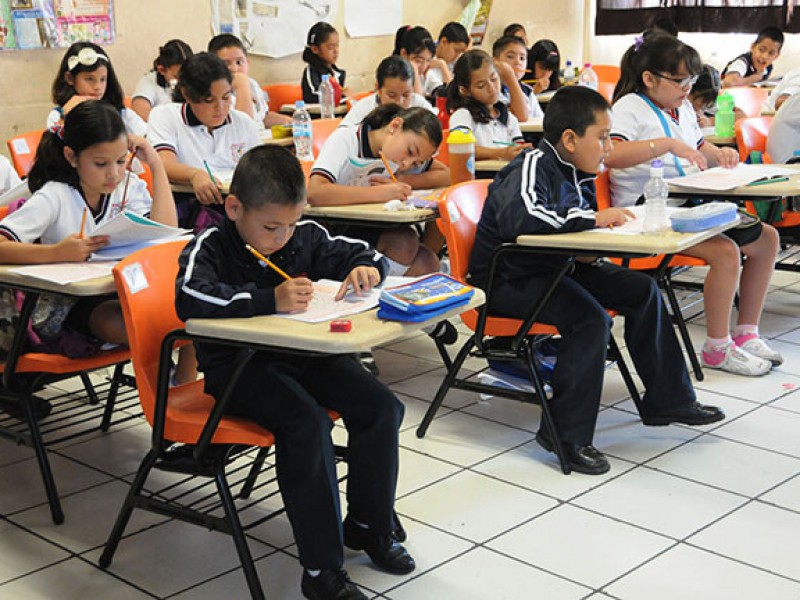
[
  {"left": 131, "top": 39, "right": 193, "bottom": 122},
  {"left": 393, "top": 26, "right": 448, "bottom": 96},
  {"left": 605, "top": 32, "right": 781, "bottom": 376},
  {"left": 446, "top": 49, "right": 531, "bottom": 161}
]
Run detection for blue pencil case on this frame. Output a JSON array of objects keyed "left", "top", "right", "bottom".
[{"left": 669, "top": 201, "right": 738, "bottom": 232}]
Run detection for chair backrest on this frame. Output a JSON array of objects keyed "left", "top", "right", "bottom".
[
  {"left": 112, "top": 240, "right": 187, "bottom": 424},
  {"left": 436, "top": 129, "right": 450, "bottom": 167},
  {"left": 734, "top": 116, "right": 773, "bottom": 162},
  {"left": 725, "top": 86, "right": 769, "bottom": 118},
  {"left": 6, "top": 129, "right": 44, "bottom": 178},
  {"left": 263, "top": 83, "right": 303, "bottom": 111},
  {"left": 591, "top": 64, "right": 621, "bottom": 84},
  {"left": 312, "top": 117, "right": 342, "bottom": 158},
  {"left": 595, "top": 169, "right": 612, "bottom": 210},
  {"left": 597, "top": 81, "right": 616, "bottom": 104},
  {"left": 436, "top": 180, "right": 492, "bottom": 281},
  {"left": 346, "top": 90, "right": 373, "bottom": 109}
]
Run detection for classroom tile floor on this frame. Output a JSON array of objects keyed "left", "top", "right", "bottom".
[{"left": 2, "top": 268, "right": 800, "bottom": 599}]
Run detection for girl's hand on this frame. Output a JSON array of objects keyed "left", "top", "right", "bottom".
[
  {"left": 336, "top": 266, "right": 380, "bottom": 300},
  {"left": 275, "top": 277, "right": 314, "bottom": 312},
  {"left": 595, "top": 207, "right": 635, "bottom": 229},
  {"left": 127, "top": 135, "right": 159, "bottom": 168},
  {"left": 190, "top": 169, "right": 223, "bottom": 205},
  {"left": 54, "top": 234, "right": 109, "bottom": 262},
  {"left": 430, "top": 57, "right": 449, "bottom": 74},
  {"left": 715, "top": 146, "right": 740, "bottom": 169},
  {"left": 500, "top": 143, "right": 531, "bottom": 160},
  {"left": 668, "top": 139, "right": 708, "bottom": 170},
  {"left": 370, "top": 180, "right": 412, "bottom": 200}
]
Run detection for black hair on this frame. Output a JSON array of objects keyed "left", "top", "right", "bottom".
[
  {"left": 756, "top": 26, "right": 784, "bottom": 47},
  {"left": 528, "top": 39, "right": 561, "bottom": 91},
  {"left": 492, "top": 35, "right": 526, "bottom": 58},
  {"left": 362, "top": 104, "right": 443, "bottom": 149},
  {"left": 29, "top": 100, "right": 127, "bottom": 193},
  {"left": 174, "top": 52, "right": 232, "bottom": 102},
  {"left": 543, "top": 86, "right": 610, "bottom": 145},
  {"left": 613, "top": 31, "right": 702, "bottom": 103},
  {"left": 502, "top": 23, "right": 526, "bottom": 39},
  {"left": 208, "top": 33, "right": 246, "bottom": 55},
  {"left": 438, "top": 22, "right": 469, "bottom": 45},
  {"left": 153, "top": 39, "right": 193, "bottom": 88},
  {"left": 392, "top": 25, "right": 435, "bottom": 58},
  {"left": 302, "top": 22, "right": 339, "bottom": 73},
  {"left": 650, "top": 16, "right": 679, "bottom": 37},
  {"left": 376, "top": 55, "right": 415, "bottom": 88},
  {"left": 690, "top": 64, "right": 721, "bottom": 106},
  {"left": 446, "top": 49, "right": 500, "bottom": 124},
  {"left": 52, "top": 42, "right": 124, "bottom": 111},
  {"left": 230, "top": 145, "right": 305, "bottom": 208}
]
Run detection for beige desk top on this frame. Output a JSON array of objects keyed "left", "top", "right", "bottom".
[
  {"left": 536, "top": 91, "right": 557, "bottom": 104},
  {"left": 0, "top": 265, "right": 116, "bottom": 296},
  {"left": 705, "top": 134, "right": 736, "bottom": 147},
  {"left": 304, "top": 202, "right": 435, "bottom": 223},
  {"left": 280, "top": 103, "right": 348, "bottom": 115},
  {"left": 185, "top": 288, "right": 485, "bottom": 353},
  {"left": 669, "top": 164, "right": 800, "bottom": 197},
  {"left": 475, "top": 159, "right": 510, "bottom": 173},
  {"left": 520, "top": 119, "right": 544, "bottom": 133}
]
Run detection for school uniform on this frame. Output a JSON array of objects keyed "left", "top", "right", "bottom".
[
  {"left": 423, "top": 66, "right": 445, "bottom": 95},
  {"left": 722, "top": 52, "right": 773, "bottom": 82},
  {"left": 46, "top": 105, "right": 147, "bottom": 137},
  {"left": 609, "top": 93, "right": 704, "bottom": 208},
  {"left": 766, "top": 91, "right": 800, "bottom": 163},
  {"left": 448, "top": 103, "right": 524, "bottom": 147},
  {"left": 132, "top": 71, "right": 174, "bottom": 110},
  {"left": 301, "top": 64, "right": 346, "bottom": 104},
  {"left": 763, "top": 66, "right": 800, "bottom": 112},
  {"left": 0, "top": 156, "right": 21, "bottom": 194},
  {"left": 499, "top": 82, "right": 544, "bottom": 119},
  {"left": 232, "top": 77, "right": 270, "bottom": 125},
  {"left": 340, "top": 92, "right": 435, "bottom": 128},
  {"left": 467, "top": 140, "right": 696, "bottom": 445},
  {"left": 176, "top": 217, "right": 401, "bottom": 570}
]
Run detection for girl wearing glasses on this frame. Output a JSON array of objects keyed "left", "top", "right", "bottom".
[
  {"left": 48, "top": 42, "right": 146, "bottom": 137},
  {"left": 604, "top": 33, "right": 782, "bottom": 377}
]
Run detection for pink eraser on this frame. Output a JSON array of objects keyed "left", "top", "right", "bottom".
[{"left": 330, "top": 319, "right": 352, "bottom": 332}]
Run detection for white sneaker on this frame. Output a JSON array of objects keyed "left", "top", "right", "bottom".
[
  {"left": 701, "top": 343, "right": 771, "bottom": 376},
  {"left": 737, "top": 337, "right": 784, "bottom": 366}
]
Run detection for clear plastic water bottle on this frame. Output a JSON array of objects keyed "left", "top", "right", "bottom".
[
  {"left": 578, "top": 63, "right": 598, "bottom": 91},
  {"left": 292, "top": 100, "right": 314, "bottom": 161},
  {"left": 563, "top": 60, "right": 575, "bottom": 85},
  {"left": 643, "top": 160, "right": 670, "bottom": 233},
  {"left": 319, "top": 74, "right": 336, "bottom": 119}
]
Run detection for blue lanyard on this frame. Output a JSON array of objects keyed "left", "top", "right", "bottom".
[{"left": 637, "top": 93, "right": 686, "bottom": 176}]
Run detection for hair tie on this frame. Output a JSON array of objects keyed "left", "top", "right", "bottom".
[
  {"left": 634, "top": 35, "right": 644, "bottom": 52},
  {"left": 49, "top": 121, "right": 64, "bottom": 141},
  {"left": 548, "top": 51, "right": 558, "bottom": 56}
]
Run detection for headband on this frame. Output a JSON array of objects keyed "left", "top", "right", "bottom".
[{"left": 67, "top": 47, "right": 109, "bottom": 72}]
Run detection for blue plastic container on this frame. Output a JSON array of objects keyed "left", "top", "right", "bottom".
[{"left": 669, "top": 202, "right": 739, "bottom": 232}]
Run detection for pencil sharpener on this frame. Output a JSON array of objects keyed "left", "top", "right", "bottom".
[{"left": 330, "top": 319, "right": 352, "bottom": 333}]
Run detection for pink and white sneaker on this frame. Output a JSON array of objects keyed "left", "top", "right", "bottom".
[
  {"left": 733, "top": 334, "right": 784, "bottom": 367},
  {"left": 701, "top": 342, "right": 771, "bottom": 376}
]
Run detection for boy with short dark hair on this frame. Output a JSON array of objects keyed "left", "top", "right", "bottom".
[
  {"left": 468, "top": 86, "right": 725, "bottom": 475},
  {"left": 722, "top": 26, "right": 784, "bottom": 88},
  {"left": 492, "top": 35, "right": 544, "bottom": 121},
  {"left": 176, "top": 145, "right": 414, "bottom": 600}
]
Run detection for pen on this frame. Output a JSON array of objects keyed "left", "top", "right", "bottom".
[
  {"left": 747, "top": 176, "right": 790, "bottom": 186},
  {"left": 379, "top": 152, "right": 399, "bottom": 184},
  {"left": 79, "top": 207, "right": 87, "bottom": 239},
  {"left": 119, "top": 148, "right": 137, "bottom": 212},
  {"left": 202, "top": 160, "right": 221, "bottom": 187},
  {"left": 245, "top": 244, "right": 292, "bottom": 281}
]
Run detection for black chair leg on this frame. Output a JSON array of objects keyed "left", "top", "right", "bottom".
[
  {"left": 661, "top": 275, "right": 704, "bottom": 381},
  {"left": 608, "top": 335, "right": 644, "bottom": 416},
  {"left": 239, "top": 447, "right": 270, "bottom": 499},
  {"left": 81, "top": 372, "right": 100, "bottom": 405},
  {"left": 101, "top": 363, "right": 127, "bottom": 432}
]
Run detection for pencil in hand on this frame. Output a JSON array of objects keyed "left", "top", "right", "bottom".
[
  {"left": 245, "top": 244, "right": 292, "bottom": 280},
  {"left": 379, "top": 152, "right": 399, "bottom": 184},
  {"left": 79, "top": 207, "right": 88, "bottom": 239},
  {"left": 203, "top": 160, "right": 221, "bottom": 187}
]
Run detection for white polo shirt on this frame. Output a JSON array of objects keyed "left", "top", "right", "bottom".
[
  {"left": 448, "top": 104, "right": 524, "bottom": 147},
  {"left": 46, "top": 106, "right": 148, "bottom": 137},
  {"left": 132, "top": 71, "right": 173, "bottom": 110},
  {"left": 499, "top": 82, "right": 544, "bottom": 119},
  {"left": 609, "top": 93, "right": 705, "bottom": 207},
  {"left": 763, "top": 66, "right": 800, "bottom": 112},
  {"left": 231, "top": 77, "right": 271, "bottom": 126},
  {"left": 423, "top": 67, "right": 445, "bottom": 95},
  {"left": 147, "top": 103, "right": 260, "bottom": 171},
  {"left": 340, "top": 93, "right": 436, "bottom": 128},
  {"left": 0, "top": 178, "right": 151, "bottom": 245},
  {"left": 0, "top": 156, "right": 21, "bottom": 194},
  {"left": 766, "top": 92, "right": 800, "bottom": 163}
]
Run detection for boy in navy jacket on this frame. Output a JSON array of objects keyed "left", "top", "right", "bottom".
[
  {"left": 176, "top": 146, "right": 414, "bottom": 600},
  {"left": 469, "top": 87, "right": 724, "bottom": 475}
]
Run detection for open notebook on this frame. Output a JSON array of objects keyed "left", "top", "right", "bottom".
[{"left": 89, "top": 211, "right": 190, "bottom": 260}]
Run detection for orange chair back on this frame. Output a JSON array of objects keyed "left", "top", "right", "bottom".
[
  {"left": 263, "top": 83, "right": 303, "bottom": 111},
  {"left": 734, "top": 116, "right": 773, "bottom": 162},
  {"left": 113, "top": 241, "right": 273, "bottom": 445},
  {"left": 311, "top": 117, "right": 341, "bottom": 158},
  {"left": 591, "top": 64, "right": 621, "bottom": 84},
  {"left": 597, "top": 82, "right": 616, "bottom": 104},
  {"left": 595, "top": 169, "right": 612, "bottom": 209},
  {"left": 123, "top": 95, "right": 133, "bottom": 109},
  {"left": 6, "top": 129, "right": 44, "bottom": 178},
  {"left": 725, "top": 87, "right": 769, "bottom": 118},
  {"left": 346, "top": 90, "right": 374, "bottom": 109},
  {"left": 437, "top": 129, "right": 450, "bottom": 167}
]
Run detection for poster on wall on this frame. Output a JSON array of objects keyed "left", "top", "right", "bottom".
[
  {"left": 344, "top": 0, "right": 400, "bottom": 38},
  {"left": 459, "top": 0, "right": 494, "bottom": 46},
  {"left": 212, "top": 0, "right": 338, "bottom": 58},
  {"left": 0, "top": 0, "right": 114, "bottom": 49}
]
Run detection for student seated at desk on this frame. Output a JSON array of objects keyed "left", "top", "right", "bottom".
[
  {"left": 176, "top": 145, "right": 414, "bottom": 600},
  {"left": 307, "top": 104, "right": 446, "bottom": 276},
  {"left": 147, "top": 52, "right": 260, "bottom": 231},
  {"left": 766, "top": 92, "right": 800, "bottom": 163},
  {"left": 447, "top": 49, "right": 532, "bottom": 161},
  {"left": 427, "top": 21, "right": 470, "bottom": 90},
  {"left": 527, "top": 39, "right": 561, "bottom": 95},
  {"left": 763, "top": 65, "right": 800, "bottom": 113},
  {"left": 131, "top": 39, "right": 193, "bottom": 122},
  {"left": 392, "top": 26, "right": 442, "bottom": 96},
  {"left": 492, "top": 34, "right": 544, "bottom": 122},
  {"left": 302, "top": 22, "right": 346, "bottom": 105},
  {"left": 689, "top": 64, "right": 746, "bottom": 128},
  {"left": 721, "top": 26, "right": 783, "bottom": 88},
  {"left": 606, "top": 33, "right": 782, "bottom": 376},
  {"left": 468, "top": 87, "right": 725, "bottom": 474}
]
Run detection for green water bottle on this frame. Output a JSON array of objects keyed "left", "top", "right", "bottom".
[{"left": 715, "top": 92, "right": 735, "bottom": 137}]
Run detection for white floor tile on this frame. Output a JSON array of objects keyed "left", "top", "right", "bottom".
[
  {"left": 487, "top": 504, "right": 673, "bottom": 588},
  {"left": 760, "top": 473, "right": 800, "bottom": 512},
  {"left": 389, "top": 367, "right": 480, "bottom": 409},
  {"left": 606, "top": 543, "right": 800, "bottom": 600},
  {"left": 460, "top": 394, "right": 543, "bottom": 432},
  {"left": 0, "top": 519, "right": 69, "bottom": 584},
  {"left": 713, "top": 405, "right": 800, "bottom": 458},
  {"left": 395, "top": 447, "right": 462, "bottom": 498},
  {"left": 395, "top": 392, "right": 456, "bottom": 433},
  {"left": 373, "top": 349, "right": 439, "bottom": 385},
  {"left": 694, "top": 367, "right": 800, "bottom": 404},
  {"left": 771, "top": 393, "right": 800, "bottom": 414},
  {"left": 56, "top": 421, "right": 152, "bottom": 478}
]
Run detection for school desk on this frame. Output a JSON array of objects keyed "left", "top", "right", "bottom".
[
  {"left": 519, "top": 118, "right": 544, "bottom": 133},
  {"left": 474, "top": 159, "right": 510, "bottom": 177},
  {"left": 303, "top": 201, "right": 436, "bottom": 227},
  {"left": 279, "top": 103, "right": 349, "bottom": 116},
  {"left": 535, "top": 90, "right": 557, "bottom": 105}
]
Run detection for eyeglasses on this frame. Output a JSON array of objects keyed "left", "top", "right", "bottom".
[
  {"left": 654, "top": 72, "right": 699, "bottom": 89},
  {"left": 67, "top": 47, "right": 109, "bottom": 72}
]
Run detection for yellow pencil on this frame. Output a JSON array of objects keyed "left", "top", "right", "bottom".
[
  {"left": 79, "top": 207, "right": 87, "bottom": 239},
  {"left": 379, "top": 152, "right": 398, "bottom": 184},
  {"left": 245, "top": 244, "right": 292, "bottom": 280}
]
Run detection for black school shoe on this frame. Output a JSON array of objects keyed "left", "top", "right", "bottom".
[
  {"left": 343, "top": 515, "right": 416, "bottom": 574},
  {"left": 641, "top": 401, "right": 725, "bottom": 427},
  {"left": 0, "top": 395, "right": 52, "bottom": 421},
  {"left": 535, "top": 428, "right": 610, "bottom": 475},
  {"left": 301, "top": 569, "right": 367, "bottom": 600}
]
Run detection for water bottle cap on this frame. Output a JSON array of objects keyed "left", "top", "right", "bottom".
[
  {"left": 651, "top": 159, "right": 663, "bottom": 168},
  {"left": 566, "top": 60, "right": 572, "bottom": 66},
  {"left": 447, "top": 128, "right": 476, "bottom": 144},
  {"left": 584, "top": 63, "right": 591, "bottom": 68},
  {"left": 716, "top": 91, "right": 734, "bottom": 111},
  {"left": 295, "top": 100, "right": 305, "bottom": 108},
  {"left": 321, "top": 74, "right": 329, "bottom": 81}
]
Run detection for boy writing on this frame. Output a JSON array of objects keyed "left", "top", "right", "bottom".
[
  {"left": 468, "top": 87, "right": 725, "bottom": 474},
  {"left": 176, "top": 145, "right": 414, "bottom": 600},
  {"left": 722, "top": 26, "right": 783, "bottom": 88}
]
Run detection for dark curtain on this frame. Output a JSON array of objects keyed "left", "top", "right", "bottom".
[{"left": 596, "top": 1, "right": 800, "bottom": 35}]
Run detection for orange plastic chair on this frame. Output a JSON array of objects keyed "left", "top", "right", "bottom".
[
  {"left": 734, "top": 116, "right": 773, "bottom": 162},
  {"left": 123, "top": 95, "right": 133, "bottom": 109},
  {"left": 591, "top": 64, "right": 621, "bottom": 84},
  {"left": 597, "top": 81, "right": 616, "bottom": 103},
  {"left": 346, "top": 89, "right": 374, "bottom": 109},
  {"left": 416, "top": 181, "right": 643, "bottom": 473},
  {"left": 726, "top": 87, "right": 769, "bottom": 118},
  {"left": 436, "top": 129, "right": 450, "bottom": 167},
  {"left": 263, "top": 83, "right": 303, "bottom": 112},
  {"left": 311, "top": 117, "right": 342, "bottom": 158},
  {"left": 6, "top": 129, "right": 44, "bottom": 178}
]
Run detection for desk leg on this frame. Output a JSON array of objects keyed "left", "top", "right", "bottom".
[{"left": 656, "top": 260, "right": 704, "bottom": 381}]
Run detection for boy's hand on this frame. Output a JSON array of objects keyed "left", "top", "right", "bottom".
[
  {"left": 275, "top": 277, "right": 314, "bottom": 312},
  {"left": 128, "top": 134, "right": 159, "bottom": 168},
  {"left": 190, "top": 169, "right": 224, "bottom": 205},
  {"left": 499, "top": 143, "right": 531, "bottom": 160},
  {"left": 336, "top": 266, "right": 381, "bottom": 300},
  {"left": 668, "top": 139, "right": 708, "bottom": 170},
  {"left": 715, "top": 146, "right": 739, "bottom": 169},
  {"left": 494, "top": 60, "right": 517, "bottom": 85},
  {"left": 595, "top": 207, "right": 635, "bottom": 229},
  {"left": 55, "top": 234, "right": 110, "bottom": 262}
]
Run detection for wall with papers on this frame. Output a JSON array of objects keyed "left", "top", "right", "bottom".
[{"left": 0, "top": 0, "right": 114, "bottom": 51}]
